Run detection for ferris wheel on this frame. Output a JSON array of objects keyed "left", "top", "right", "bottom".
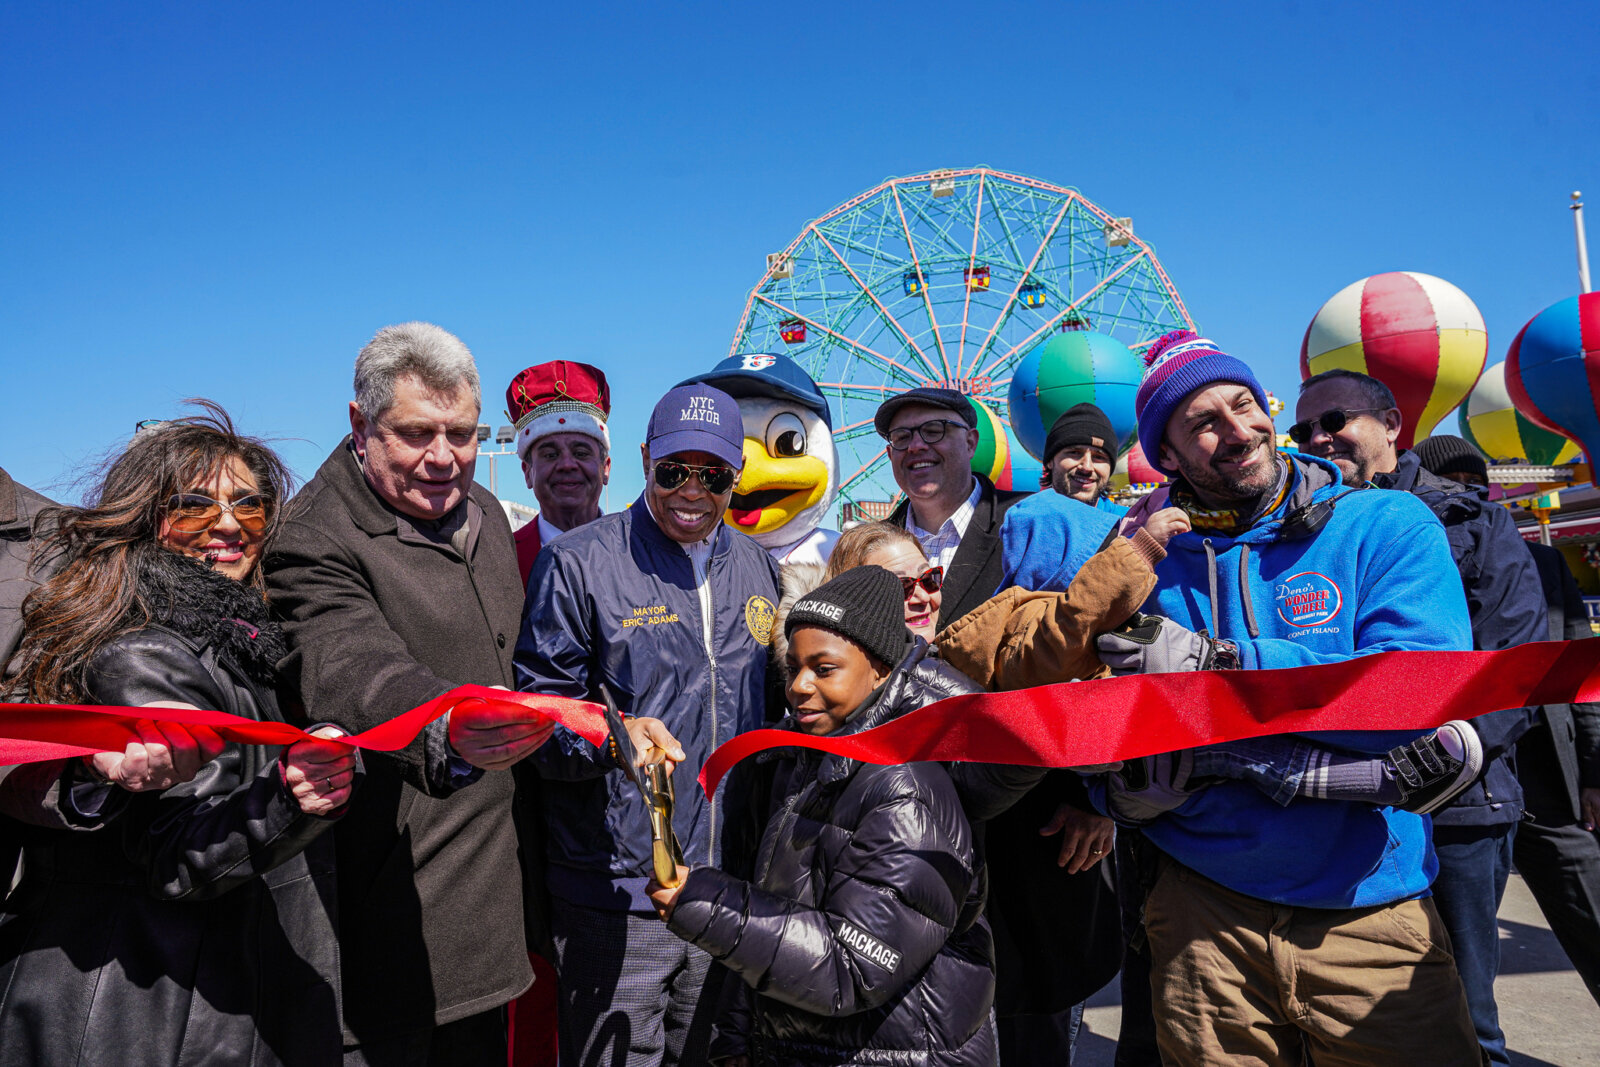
[{"left": 728, "top": 167, "right": 1196, "bottom": 509}]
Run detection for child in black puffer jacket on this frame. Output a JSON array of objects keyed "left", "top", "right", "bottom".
[{"left": 647, "top": 565, "right": 997, "bottom": 1067}]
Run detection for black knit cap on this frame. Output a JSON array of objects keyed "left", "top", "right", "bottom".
[
  {"left": 784, "top": 565, "right": 911, "bottom": 669},
  {"left": 874, "top": 387, "right": 977, "bottom": 437},
  {"left": 1413, "top": 435, "right": 1489, "bottom": 483},
  {"left": 1043, "top": 403, "right": 1117, "bottom": 464}
]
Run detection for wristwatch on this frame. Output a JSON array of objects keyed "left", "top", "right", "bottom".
[{"left": 1209, "top": 638, "right": 1241, "bottom": 671}]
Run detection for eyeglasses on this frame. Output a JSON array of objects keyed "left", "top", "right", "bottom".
[
  {"left": 1287, "top": 408, "right": 1387, "bottom": 445},
  {"left": 886, "top": 419, "right": 967, "bottom": 452},
  {"left": 162, "top": 493, "right": 271, "bottom": 533},
  {"left": 898, "top": 566, "right": 944, "bottom": 599},
  {"left": 651, "top": 460, "right": 738, "bottom": 495}
]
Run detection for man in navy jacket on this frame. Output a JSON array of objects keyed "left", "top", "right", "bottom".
[
  {"left": 1297, "top": 370, "right": 1546, "bottom": 1067},
  {"left": 515, "top": 383, "right": 781, "bottom": 1067}
]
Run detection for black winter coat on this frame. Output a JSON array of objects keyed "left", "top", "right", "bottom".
[
  {"left": 0, "top": 466, "right": 55, "bottom": 674},
  {"left": 669, "top": 641, "right": 997, "bottom": 1067},
  {"left": 1375, "top": 450, "right": 1547, "bottom": 826},
  {"left": 0, "top": 552, "right": 345, "bottom": 1066},
  {"left": 1524, "top": 542, "right": 1600, "bottom": 817},
  {"left": 265, "top": 440, "right": 534, "bottom": 1040}
]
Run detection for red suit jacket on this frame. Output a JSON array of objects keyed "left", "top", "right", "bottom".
[{"left": 514, "top": 520, "right": 542, "bottom": 589}]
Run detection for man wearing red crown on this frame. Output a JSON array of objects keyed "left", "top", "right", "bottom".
[{"left": 506, "top": 361, "right": 613, "bottom": 586}]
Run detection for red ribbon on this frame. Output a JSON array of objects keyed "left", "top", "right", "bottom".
[
  {"left": 0, "top": 685, "right": 609, "bottom": 765},
  {"left": 8, "top": 642, "right": 1600, "bottom": 803},
  {"left": 697, "top": 638, "right": 1600, "bottom": 797}
]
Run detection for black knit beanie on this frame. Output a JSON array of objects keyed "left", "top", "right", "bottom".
[
  {"left": 1044, "top": 403, "right": 1117, "bottom": 464},
  {"left": 1414, "top": 435, "right": 1489, "bottom": 483},
  {"left": 784, "top": 565, "right": 910, "bottom": 669}
]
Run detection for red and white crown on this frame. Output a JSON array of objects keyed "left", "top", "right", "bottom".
[{"left": 505, "top": 360, "right": 611, "bottom": 459}]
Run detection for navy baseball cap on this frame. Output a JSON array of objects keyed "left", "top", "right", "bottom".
[
  {"left": 678, "top": 353, "right": 833, "bottom": 429},
  {"left": 646, "top": 384, "right": 746, "bottom": 469},
  {"left": 873, "top": 387, "right": 978, "bottom": 437}
]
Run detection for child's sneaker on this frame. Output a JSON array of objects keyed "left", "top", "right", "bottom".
[
  {"left": 1385, "top": 722, "right": 1484, "bottom": 815},
  {"left": 1103, "top": 750, "right": 1197, "bottom": 825}
]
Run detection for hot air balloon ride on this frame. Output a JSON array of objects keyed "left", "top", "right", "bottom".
[
  {"left": 1008, "top": 329, "right": 1143, "bottom": 462},
  {"left": 970, "top": 399, "right": 1044, "bottom": 491},
  {"left": 1300, "top": 271, "right": 1487, "bottom": 449},
  {"left": 1459, "top": 361, "right": 1580, "bottom": 467},
  {"left": 1505, "top": 292, "right": 1600, "bottom": 483}
]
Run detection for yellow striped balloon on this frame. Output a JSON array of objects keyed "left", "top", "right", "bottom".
[
  {"left": 1300, "top": 271, "right": 1487, "bottom": 449},
  {"left": 969, "top": 399, "right": 1043, "bottom": 492},
  {"left": 1458, "top": 361, "right": 1580, "bottom": 466}
]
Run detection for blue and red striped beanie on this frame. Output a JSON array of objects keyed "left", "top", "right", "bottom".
[{"left": 1135, "top": 330, "right": 1270, "bottom": 474}]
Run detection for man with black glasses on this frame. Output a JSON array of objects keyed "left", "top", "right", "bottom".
[
  {"left": 879, "top": 387, "right": 1029, "bottom": 627},
  {"left": 514, "top": 382, "right": 781, "bottom": 1067}
]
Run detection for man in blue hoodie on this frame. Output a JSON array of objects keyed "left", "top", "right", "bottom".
[{"left": 1099, "top": 331, "right": 1479, "bottom": 1067}]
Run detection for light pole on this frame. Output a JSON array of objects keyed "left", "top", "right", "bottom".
[
  {"left": 476, "top": 424, "right": 518, "bottom": 497},
  {"left": 1575, "top": 191, "right": 1592, "bottom": 294}
]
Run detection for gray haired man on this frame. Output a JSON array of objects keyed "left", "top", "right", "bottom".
[{"left": 268, "top": 322, "right": 673, "bottom": 1065}]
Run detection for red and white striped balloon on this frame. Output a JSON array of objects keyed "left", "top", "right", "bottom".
[{"left": 1300, "top": 272, "right": 1488, "bottom": 448}]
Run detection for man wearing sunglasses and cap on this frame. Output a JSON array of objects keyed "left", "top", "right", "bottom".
[
  {"left": 514, "top": 382, "right": 781, "bottom": 1067},
  {"left": 1295, "top": 368, "right": 1546, "bottom": 1067}
]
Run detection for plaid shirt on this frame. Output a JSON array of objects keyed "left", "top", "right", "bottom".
[{"left": 905, "top": 478, "right": 981, "bottom": 574}]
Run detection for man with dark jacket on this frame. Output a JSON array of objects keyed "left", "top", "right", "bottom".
[
  {"left": 1414, "top": 434, "right": 1600, "bottom": 1007},
  {"left": 878, "top": 390, "right": 1096, "bottom": 1063},
  {"left": 1, "top": 465, "right": 57, "bottom": 886},
  {"left": 878, "top": 387, "right": 1029, "bottom": 628},
  {"left": 266, "top": 322, "right": 665, "bottom": 1065},
  {"left": 1296, "top": 371, "right": 1546, "bottom": 1067},
  {"left": 515, "top": 383, "right": 781, "bottom": 1067},
  {"left": 0, "top": 466, "right": 55, "bottom": 675},
  {"left": 1519, "top": 539, "right": 1600, "bottom": 1006}
]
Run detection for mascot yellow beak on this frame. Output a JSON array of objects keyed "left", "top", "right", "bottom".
[{"left": 725, "top": 437, "right": 829, "bottom": 536}]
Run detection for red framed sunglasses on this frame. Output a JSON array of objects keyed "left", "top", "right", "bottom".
[{"left": 898, "top": 565, "right": 943, "bottom": 599}]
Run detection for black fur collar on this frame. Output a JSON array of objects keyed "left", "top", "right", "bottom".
[{"left": 135, "top": 550, "right": 286, "bottom": 684}]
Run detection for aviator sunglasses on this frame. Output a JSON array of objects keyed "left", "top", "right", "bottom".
[
  {"left": 898, "top": 565, "right": 944, "bottom": 599},
  {"left": 1287, "top": 408, "right": 1387, "bottom": 446},
  {"left": 651, "top": 460, "right": 738, "bottom": 495},
  {"left": 162, "top": 493, "right": 271, "bottom": 534}
]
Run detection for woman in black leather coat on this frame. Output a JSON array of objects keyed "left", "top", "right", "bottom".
[
  {"left": 0, "top": 403, "right": 357, "bottom": 1066},
  {"left": 650, "top": 566, "right": 997, "bottom": 1067}
]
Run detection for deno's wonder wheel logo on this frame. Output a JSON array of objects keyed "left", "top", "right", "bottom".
[{"left": 1274, "top": 572, "right": 1342, "bottom": 627}]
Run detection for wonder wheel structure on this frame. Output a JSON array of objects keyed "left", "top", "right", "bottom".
[{"left": 728, "top": 166, "right": 1195, "bottom": 509}]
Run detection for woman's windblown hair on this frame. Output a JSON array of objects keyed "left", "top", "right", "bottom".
[{"left": 11, "top": 399, "right": 293, "bottom": 703}]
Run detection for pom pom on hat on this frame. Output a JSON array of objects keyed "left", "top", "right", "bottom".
[{"left": 1133, "top": 330, "right": 1269, "bottom": 475}]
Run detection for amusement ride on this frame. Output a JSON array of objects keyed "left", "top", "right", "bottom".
[{"left": 726, "top": 167, "right": 1194, "bottom": 512}]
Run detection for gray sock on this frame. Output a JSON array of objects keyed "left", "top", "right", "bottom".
[{"left": 1295, "top": 749, "right": 1405, "bottom": 805}]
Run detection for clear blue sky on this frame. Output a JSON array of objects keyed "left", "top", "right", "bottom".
[{"left": 4, "top": 1, "right": 1596, "bottom": 508}]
